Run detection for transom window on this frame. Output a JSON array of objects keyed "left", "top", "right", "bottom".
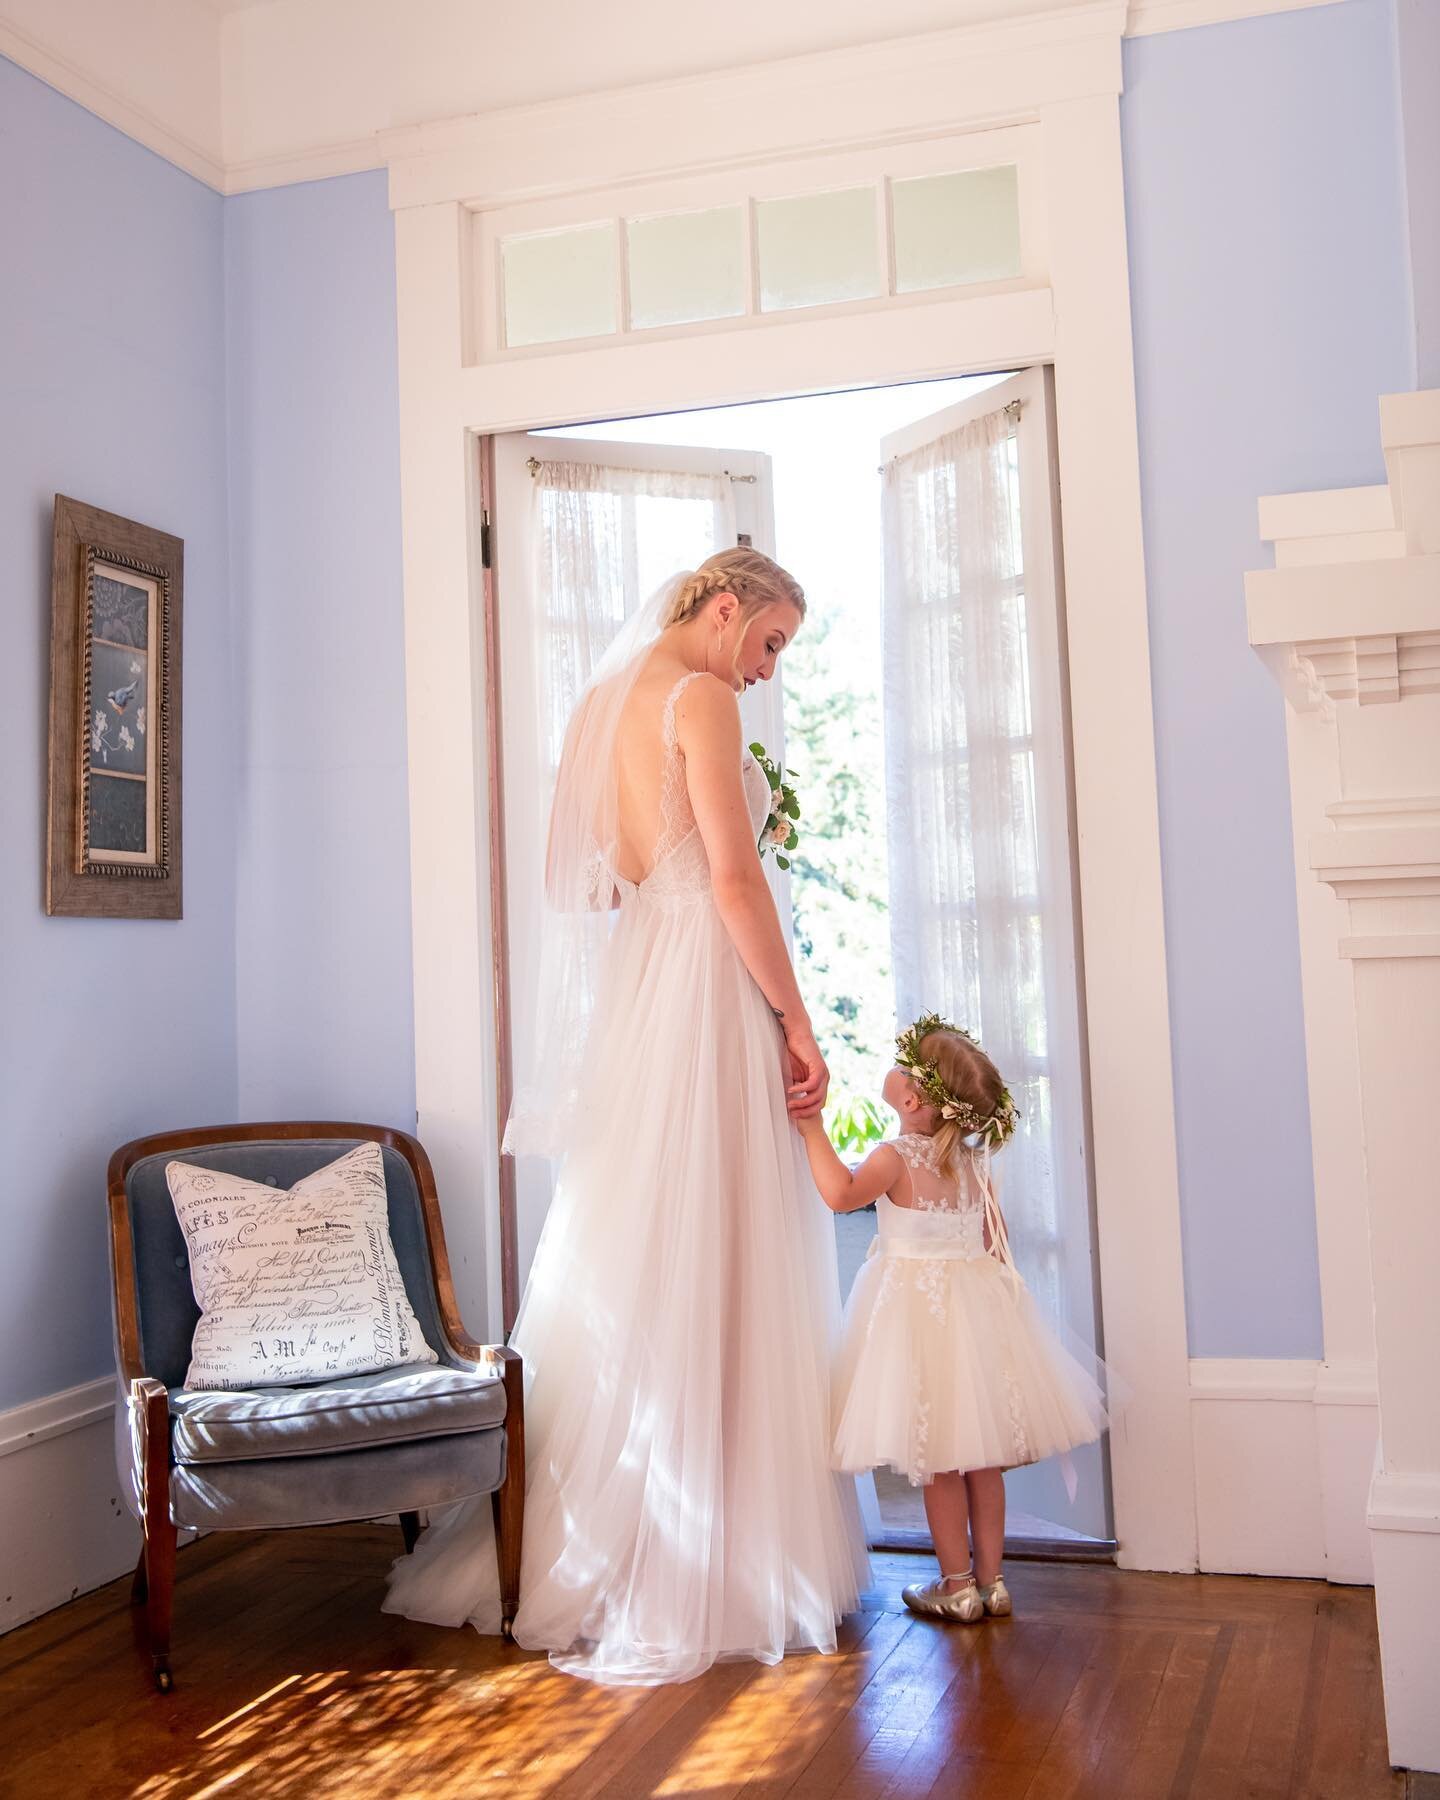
[{"left": 474, "top": 129, "right": 1037, "bottom": 359}]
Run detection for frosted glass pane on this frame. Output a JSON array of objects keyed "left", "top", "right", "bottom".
[
  {"left": 756, "top": 187, "right": 881, "bottom": 312},
  {"left": 892, "top": 166, "right": 1021, "bottom": 294},
  {"left": 502, "top": 224, "right": 617, "bottom": 347},
  {"left": 627, "top": 207, "right": 745, "bottom": 329}
]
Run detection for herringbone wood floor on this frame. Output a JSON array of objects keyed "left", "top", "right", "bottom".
[{"left": 0, "top": 1525, "right": 1432, "bottom": 1799}]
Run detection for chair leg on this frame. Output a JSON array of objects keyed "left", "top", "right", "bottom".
[
  {"left": 492, "top": 1482, "right": 521, "bottom": 1640},
  {"left": 492, "top": 1348, "right": 525, "bottom": 1640},
  {"left": 399, "top": 1510, "right": 422, "bottom": 1554},
  {"left": 142, "top": 1514, "right": 178, "bottom": 1692},
  {"left": 134, "top": 1377, "right": 177, "bottom": 1692}
]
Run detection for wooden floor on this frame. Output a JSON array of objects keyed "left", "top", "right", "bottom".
[{"left": 0, "top": 1525, "right": 1430, "bottom": 1800}]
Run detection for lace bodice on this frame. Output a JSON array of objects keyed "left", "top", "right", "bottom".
[
  {"left": 877, "top": 1134, "right": 989, "bottom": 1259},
  {"left": 620, "top": 671, "right": 771, "bottom": 904}
]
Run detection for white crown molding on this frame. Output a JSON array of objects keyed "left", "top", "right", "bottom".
[
  {"left": 382, "top": 6, "right": 1126, "bottom": 213},
  {"left": 0, "top": 12, "right": 225, "bottom": 190},
  {"left": 222, "top": 134, "right": 387, "bottom": 197},
  {"left": 2, "top": 0, "right": 1352, "bottom": 196},
  {"left": 1125, "top": 0, "right": 1343, "bottom": 36}
]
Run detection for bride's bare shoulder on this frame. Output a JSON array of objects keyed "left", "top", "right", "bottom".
[{"left": 674, "top": 670, "right": 739, "bottom": 735}]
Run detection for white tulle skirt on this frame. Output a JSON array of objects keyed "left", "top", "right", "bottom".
[
  {"left": 832, "top": 1246, "right": 1108, "bottom": 1486},
  {"left": 384, "top": 888, "right": 870, "bottom": 1683}
]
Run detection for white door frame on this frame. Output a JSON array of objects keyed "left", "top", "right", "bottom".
[
  {"left": 882, "top": 366, "right": 1110, "bottom": 1541},
  {"left": 388, "top": 11, "right": 1198, "bottom": 1572}
]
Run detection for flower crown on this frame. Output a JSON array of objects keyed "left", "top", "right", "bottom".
[{"left": 894, "top": 1011, "right": 1020, "bottom": 1150}]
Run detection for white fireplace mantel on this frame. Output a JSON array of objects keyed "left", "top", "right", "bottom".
[{"left": 1246, "top": 388, "right": 1440, "bottom": 1775}]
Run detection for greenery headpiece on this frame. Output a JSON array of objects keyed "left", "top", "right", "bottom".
[{"left": 894, "top": 1011, "right": 1020, "bottom": 1150}]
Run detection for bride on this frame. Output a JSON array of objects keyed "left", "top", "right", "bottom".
[{"left": 385, "top": 547, "right": 870, "bottom": 1683}]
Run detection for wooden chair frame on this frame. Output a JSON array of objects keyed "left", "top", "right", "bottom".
[{"left": 107, "top": 1119, "right": 524, "bottom": 1691}]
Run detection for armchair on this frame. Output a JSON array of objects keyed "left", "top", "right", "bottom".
[{"left": 108, "top": 1121, "right": 522, "bottom": 1690}]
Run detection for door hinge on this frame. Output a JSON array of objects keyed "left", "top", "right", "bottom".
[{"left": 481, "top": 507, "right": 492, "bottom": 569}]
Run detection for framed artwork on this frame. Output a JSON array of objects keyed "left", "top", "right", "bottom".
[{"left": 46, "top": 496, "right": 183, "bottom": 919}]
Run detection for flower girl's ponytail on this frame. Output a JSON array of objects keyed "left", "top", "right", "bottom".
[{"left": 920, "top": 1031, "right": 1009, "bottom": 1180}]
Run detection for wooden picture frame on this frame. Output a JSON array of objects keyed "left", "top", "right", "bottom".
[{"left": 46, "top": 496, "right": 183, "bottom": 918}]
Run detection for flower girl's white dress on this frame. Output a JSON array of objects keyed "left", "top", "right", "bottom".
[
  {"left": 385, "top": 671, "right": 869, "bottom": 1683},
  {"left": 832, "top": 1133, "right": 1107, "bottom": 1484}
]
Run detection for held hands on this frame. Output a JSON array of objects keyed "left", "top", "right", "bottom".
[{"left": 784, "top": 1026, "right": 829, "bottom": 1120}]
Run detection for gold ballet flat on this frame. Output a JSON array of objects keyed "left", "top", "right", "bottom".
[
  {"left": 902, "top": 1571, "right": 985, "bottom": 1624},
  {"left": 977, "top": 1575, "right": 1011, "bottom": 1616}
]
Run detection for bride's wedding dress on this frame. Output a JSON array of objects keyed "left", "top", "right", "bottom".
[{"left": 385, "top": 662, "right": 870, "bottom": 1684}]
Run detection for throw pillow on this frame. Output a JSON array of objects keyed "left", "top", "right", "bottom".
[{"left": 167, "top": 1141, "right": 438, "bottom": 1391}]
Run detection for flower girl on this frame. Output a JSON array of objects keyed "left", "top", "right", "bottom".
[{"left": 797, "top": 1014, "right": 1107, "bottom": 1623}]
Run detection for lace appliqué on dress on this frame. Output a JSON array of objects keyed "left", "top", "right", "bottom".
[
  {"left": 1003, "top": 1364, "right": 1032, "bottom": 1465},
  {"left": 890, "top": 1133, "right": 972, "bottom": 1215},
  {"left": 914, "top": 1259, "right": 948, "bottom": 1322},
  {"left": 911, "top": 1394, "right": 932, "bottom": 1484},
  {"left": 638, "top": 672, "right": 717, "bottom": 906}
]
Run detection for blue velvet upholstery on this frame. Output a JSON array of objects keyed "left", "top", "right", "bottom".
[
  {"left": 169, "top": 1365, "right": 506, "bottom": 1463},
  {"left": 116, "top": 1133, "right": 511, "bottom": 1539},
  {"left": 170, "top": 1428, "right": 507, "bottom": 1531}
]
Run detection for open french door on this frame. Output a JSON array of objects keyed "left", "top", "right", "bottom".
[
  {"left": 487, "top": 431, "right": 783, "bottom": 1309},
  {"left": 879, "top": 368, "right": 1112, "bottom": 1546}
]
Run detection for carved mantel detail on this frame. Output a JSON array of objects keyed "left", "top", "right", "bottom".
[
  {"left": 1290, "top": 629, "right": 1440, "bottom": 709},
  {"left": 1247, "top": 391, "right": 1440, "bottom": 720}
]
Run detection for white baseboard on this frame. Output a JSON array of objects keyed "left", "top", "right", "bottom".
[
  {"left": 1189, "top": 1357, "right": 1377, "bottom": 1582},
  {"left": 0, "top": 1378, "right": 139, "bottom": 1635},
  {"left": 0, "top": 1358, "right": 1383, "bottom": 1643},
  {"left": 1369, "top": 1467, "right": 1440, "bottom": 1773}
]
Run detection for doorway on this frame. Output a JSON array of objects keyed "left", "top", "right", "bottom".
[{"left": 488, "top": 368, "right": 1113, "bottom": 1556}]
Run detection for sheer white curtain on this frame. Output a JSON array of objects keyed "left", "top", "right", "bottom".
[
  {"left": 529, "top": 460, "right": 737, "bottom": 765},
  {"left": 881, "top": 408, "right": 1069, "bottom": 1322},
  {"left": 508, "top": 458, "right": 736, "bottom": 1279}
]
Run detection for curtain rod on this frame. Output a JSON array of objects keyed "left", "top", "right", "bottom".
[
  {"left": 876, "top": 395, "right": 1023, "bottom": 473},
  {"left": 524, "top": 455, "right": 755, "bottom": 482}
]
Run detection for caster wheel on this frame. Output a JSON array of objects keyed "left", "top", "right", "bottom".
[
  {"left": 501, "top": 1619, "right": 515, "bottom": 1642},
  {"left": 154, "top": 1664, "right": 174, "bottom": 1693}
]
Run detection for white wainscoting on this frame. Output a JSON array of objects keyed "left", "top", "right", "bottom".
[
  {"left": 0, "top": 1379, "right": 138, "bottom": 1635},
  {"left": 1189, "top": 1357, "right": 1377, "bottom": 1583}
]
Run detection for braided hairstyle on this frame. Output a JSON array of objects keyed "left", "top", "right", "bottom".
[{"left": 663, "top": 550, "right": 806, "bottom": 671}]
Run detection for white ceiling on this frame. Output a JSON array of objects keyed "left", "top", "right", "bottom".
[{"left": 2, "top": 0, "right": 1347, "bottom": 194}]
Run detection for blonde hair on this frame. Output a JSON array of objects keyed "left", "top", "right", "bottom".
[
  {"left": 917, "top": 1029, "right": 1007, "bottom": 1179},
  {"left": 663, "top": 550, "right": 806, "bottom": 673}
]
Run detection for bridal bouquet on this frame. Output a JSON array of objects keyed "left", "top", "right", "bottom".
[{"left": 750, "top": 742, "right": 800, "bottom": 872}]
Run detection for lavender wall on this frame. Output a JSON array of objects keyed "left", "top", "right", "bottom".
[
  {"left": 1121, "top": 0, "right": 1414, "bottom": 1356},
  {"left": 0, "top": 63, "right": 412, "bottom": 1413},
  {"left": 225, "top": 174, "right": 414, "bottom": 1128},
  {"left": 1396, "top": 0, "right": 1440, "bottom": 388},
  {"left": 0, "top": 56, "right": 235, "bottom": 1408}
]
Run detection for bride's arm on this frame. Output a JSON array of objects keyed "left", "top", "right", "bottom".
[{"left": 678, "top": 674, "right": 827, "bottom": 1116}]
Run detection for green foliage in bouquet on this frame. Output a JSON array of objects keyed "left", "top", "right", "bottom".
[{"left": 749, "top": 742, "right": 801, "bottom": 872}]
